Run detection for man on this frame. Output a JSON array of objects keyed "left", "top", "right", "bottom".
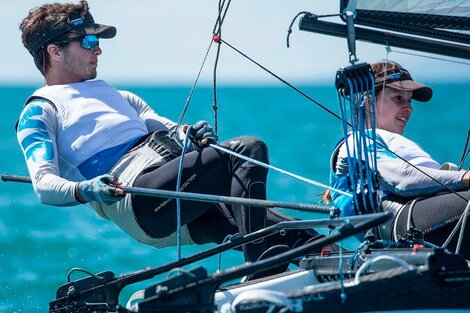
[
  {"left": 328, "top": 60, "right": 470, "bottom": 257},
  {"left": 18, "top": 1, "right": 317, "bottom": 263}
]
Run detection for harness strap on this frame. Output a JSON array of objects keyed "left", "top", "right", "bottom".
[{"left": 330, "top": 138, "right": 345, "bottom": 172}]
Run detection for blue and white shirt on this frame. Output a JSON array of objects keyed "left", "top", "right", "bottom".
[
  {"left": 17, "top": 80, "right": 185, "bottom": 207},
  {"left": 329, "top": 128, "right": 467, "bottom": 216}
]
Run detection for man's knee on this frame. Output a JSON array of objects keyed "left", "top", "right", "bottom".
[{"left": 225, "top": 136, "right": 269, "bottom": 163}]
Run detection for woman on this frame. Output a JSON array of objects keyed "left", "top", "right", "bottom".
[{"left": 327, "top": 60, "right": 470, "bottom": 257}]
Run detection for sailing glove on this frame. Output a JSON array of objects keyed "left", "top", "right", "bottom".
[
  {"left": 75, "top": 174, "right": 124, "bottom": 205},
  {"left": 188, "top": 120, "right": 218, "bottom": 148}
]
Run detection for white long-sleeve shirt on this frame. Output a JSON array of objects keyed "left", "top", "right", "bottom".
[
  {"left": 330, "top": 128, "right": 467, "bottom": 216},
  {"left": 336, "top": 129, "right": 465, "bottom": 197},
  {"left": 17, "top": 80, "right": 185, "bottom": 206}
]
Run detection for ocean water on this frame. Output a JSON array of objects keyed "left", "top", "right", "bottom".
[{"left": 0, "top": 83, "right": 469, "bottom": 312}]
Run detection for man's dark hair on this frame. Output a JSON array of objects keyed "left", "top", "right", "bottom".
[{"left": 19, "top": 1, "right": 89, "bottom": 75}]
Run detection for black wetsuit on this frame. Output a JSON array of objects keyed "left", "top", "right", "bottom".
[
  {"left": 393, "top": 191, "right": 470, "bottom": 258},
  {"left": 132, "top": 136, "right": 316, "bottom": 262}
]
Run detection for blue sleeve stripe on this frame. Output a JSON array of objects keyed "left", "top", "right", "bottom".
[
  {"left": 23, "top": 104, "right": 43, "bottom": 115},
  {"left": 17, "top": 105, "right": 45, "bottom": 132},
  {"left": 25, "top": 141, "right": 54, "bottom": 162},
  {"left": 21, "top": 131, "right": 51, "bottom": 151},
  {"left": 17, "top": 118, "right": 47, "bottom": 133}
]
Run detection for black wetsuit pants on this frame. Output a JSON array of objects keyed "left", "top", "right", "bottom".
[
  {"left": 393, "top": 190, "right": 470, "bottom": 258},
  {"left": 131, "top": 136, "right": 316, "bottom": 262}
]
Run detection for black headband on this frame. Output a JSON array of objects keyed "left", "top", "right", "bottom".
[{"left": 28, "top": 11, "right": 95, "bottom": 55}]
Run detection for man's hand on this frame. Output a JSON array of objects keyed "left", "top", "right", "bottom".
[
  {"left": 76, "top": 174, "right": 124, "bottom": 204},
  {"left": 185, "top": 120, "right": 217, "bottom": 148}
]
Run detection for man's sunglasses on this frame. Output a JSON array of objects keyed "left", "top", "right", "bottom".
[{"left": 52, "top": 34, "right": 99, "bottom": 51}]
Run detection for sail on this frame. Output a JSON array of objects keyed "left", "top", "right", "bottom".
[{"left": 340, "top": 0, "right": 470, "bottom": 44}]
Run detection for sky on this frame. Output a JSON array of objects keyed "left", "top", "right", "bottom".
[{"left": 1, "top": 0, "right": 469, "bottom": 85}]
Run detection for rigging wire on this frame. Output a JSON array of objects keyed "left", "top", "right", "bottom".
[
  {"left": 219, "top": 38, "right": 343, "bottom": 121},
  {"left": 174, "top": 39, "right": 214, "bottom": 132},
  {"left": 175, "top": 128, "right": 193, "bottom": 261},
  {"left": 455, "top": 201, "right": 470, "bottom": 255},
  {"left": 175, "top": 6, "right": 469, "bottom": 209},
  {"left": 390, "top": 48, "right": 470, "bottom": 66},
  {"left": 212, "top": 0, "right": 232, "bottom": 136},
  {"left": 441, "top": 200, "right": 470, "bottom": 253},
  {"left": 217, "top": 37, "right": 470, "bottom": 203},
  {"left": 173, "top": 0, "right": 231, "bottom": 134},
  {"left": 209, "top": 143, "right": 352, "bottom": 198},
  {"left": 173, "top": 0, "right": 232, "bottom": 260},
  {"left": 337, "top": 67, "right": 380, "bottom": 215},
  {"left": 211, "top": 0, "right": 231, "bottom": 35},
  {"left": 212, "top": 36, "right": 221, "bottom": 136},
  {"left": 173, "top": 2, "right": 354, "bottom": 199}
]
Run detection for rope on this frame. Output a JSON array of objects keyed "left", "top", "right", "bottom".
[
  {"left": 174, "top": 39, "right": 214, "bottom": 132},
  {"left": 211, "top": 0, "right": 232, "bottom": 136},
  {"left": 223, "top": 40, "right": 462, "bottom": 202},
  {"left": 212, "top": 39, "right": 221, "bottom": 135},
  {"left": 209, "top": 143, "right": 352, "bottom": 198},
  {"left": 218, "top": 233, "right": 237, "bottom": 271},
  {"left": 286, "top": 11, "right": 314, "bottom": 48},
  {"left": 213, "top": 38, "right": 468, "bottom": 204},
  {"left": 219, "top": 38, "right": 343, "bottom": 121},
  {"left": 390, "top": 48, "right": 470, "bottom": 66},
  {"left": 441, "top": 200, "right": 470, "bottom": 250},
  {"left": 337, "top": 65, "right": 380, "bottom": 215},
  {"left": 174, "top": 0, "right": 231, "bottom": 134},
  {"left": 175, "top": 129, "right": 193, "bottom": 260},
  {"left": 176, "top": 0, "right": 234, "bottom": 233},
  {"left": 212, "top": 0, "right": 231, "bottom": 35},
  {"left": 287, "top": 11, "right": 344, "bottom": 48},
  {"left": 455, "top": 200, "right": 470, "bottom": 254},
  {"left": 338, "top": 238, "right": 347, "bottom": 303},
  {"left": 172, "top": 6, "right": 468, "bottom": 224}
]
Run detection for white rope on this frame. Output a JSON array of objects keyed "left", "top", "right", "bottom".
[
  {"left": 209, "top": 144, "right": 353, "bottom": 198},
  {"left": 455, "top": 200, "right": 470, "bottom": 254},
  {"left": 353, "top": 255, "right": 413, "bottom": 285},
  {"left": 442, "top": 200, "right": 470, "bottom": 250}
]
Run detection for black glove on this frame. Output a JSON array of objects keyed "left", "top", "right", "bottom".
[{"left": 188, "top": 120, "right": 217, "bottom": 148}]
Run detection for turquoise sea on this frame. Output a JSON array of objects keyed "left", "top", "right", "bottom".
[{"left": 1, "top": 82, "right": 469, "bottom": 312}]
